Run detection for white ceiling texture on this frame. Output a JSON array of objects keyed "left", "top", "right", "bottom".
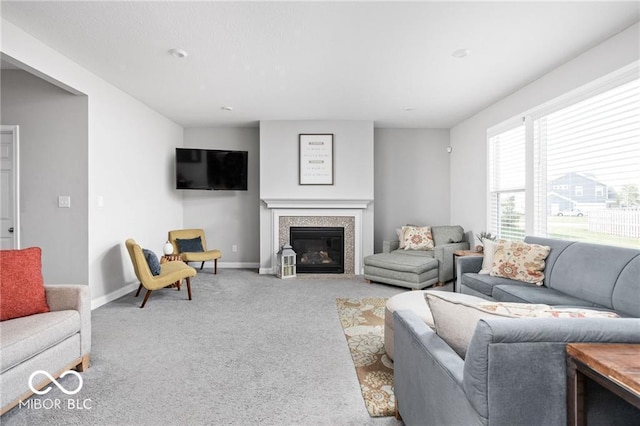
[{"left": 1, "top": 1, "right": 638, "bottom": 128}]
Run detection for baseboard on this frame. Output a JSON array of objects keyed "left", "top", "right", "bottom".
[
  {"left": 90, "top": 263, "right": 261, "bottom": 309},
  {"left": 91, "top": 282, "right": 138, "bottom": 310},
  {"left": 259, "top": 267, "right": 275, "bottom": 275},
  {"left": 217, "top": 261, "right": 260, "bottom": 269}
]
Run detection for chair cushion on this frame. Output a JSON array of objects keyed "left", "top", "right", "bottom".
[
  {"left": 142, "top": 249, "right": 161, "bottom": 276},
  {"left": 176, "top": 237, "right": 204, "bottom": 253},
  {"left": 492, "top": 284, "right": 604, "bottom": 308},
  {"left": 0, "top": 247, "right": 50, "bottom": 321},
  {"left": 181, "top": 249, "right": 222, "bottom": 262},
  {"left": 364, "top": 252, "right": 438, "bottom": 274}
]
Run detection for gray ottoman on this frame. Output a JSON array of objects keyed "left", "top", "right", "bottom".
[
  {"left": 363, "top": 252, "right": 439, "bottom": 290},
  {"left": 384, "top": 291, "right": 435, "bottom": 360}
]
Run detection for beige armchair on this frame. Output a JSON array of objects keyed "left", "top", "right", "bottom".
[
  {"left": 125, "top": 239, "right": 197, "bottom": 308},
  {"left": 168, "top": 228, "right": 222, "bottom": 274}
]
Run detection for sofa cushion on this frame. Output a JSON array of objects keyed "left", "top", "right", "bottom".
[
  {"left": 425, "top": 291, "right": 504, "bottom": 358},
  {"left": 490, "top": 240, "right": 550, "bottom": 285},
  {"left": 0, "top": 310, "right": 80, "bottom": 373},
  {"left": 461, "top": 272, "right": 529, "bottom": 297},
  {"left": 492, "top": 284, "right": 605, "bottom": 308},
  {"left": 364, "top": 252, "right": 438, "bottom": 274},
  {"left": 431, "top": 225, "right": 465, "bottom": 246},
  {"left": 401, "top": 226, "right": 434, "bottom": 250},
  {"left": 426, "top": 291, "right": 621, "bottom": 359},
  {"left": 546, "top": 243, "right": 640, "bottom": 310},
  {"left": 612, "top": 255, "right": 640, "bottom": 317},
  {"left": 0, "top": 247, "right": 50, "bottom": 321},
  {"left": 479, "top": 238, "right": 498, "bottom": 274}
]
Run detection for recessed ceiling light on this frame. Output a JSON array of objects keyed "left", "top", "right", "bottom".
[
  {"left": 169, "top": 48, "right": 188, "bottom": 58},
  {"left": 452, "top": 48, "right": 471, "bottom": 59},
  {"left": 221, "top": 106, "right": 233, "bottom": 111},
  {"left": 403, "top": 107, "right": 414, "bottom": 112}
]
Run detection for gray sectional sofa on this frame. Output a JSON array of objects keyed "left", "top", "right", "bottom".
[
  {"left": 394, "top": 236, "right": 640, "bottom": 425},
  {"left": 0, "top": 285, "right": 91, "bottom": 415}
]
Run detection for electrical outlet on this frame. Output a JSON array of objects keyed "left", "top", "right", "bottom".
[
  {"left": 232, "top": 245, "right": 238, "bottom": 252},
  {"left": 58, "top": 196, "right": 71, "bottom": 208}
]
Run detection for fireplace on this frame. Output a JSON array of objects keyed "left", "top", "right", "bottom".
[{"left": 290, "top": 227, "right": 344, "bottom": 274}]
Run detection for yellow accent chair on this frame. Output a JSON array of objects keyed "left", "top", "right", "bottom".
[
  {"left": 168, "top": 228, "right": 222, "bottom": 274},
  {"left": 125, "top": 239, "right": 197, "bottom": 308}
]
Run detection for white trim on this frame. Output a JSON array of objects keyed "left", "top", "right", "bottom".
[
  {"left": 1, "top": 125, "right": 20, "bottom": 248},
  {"left": 262, "top": 198, "right": 372, "bottom": 209},
  {"left": 91, "top": 282, "right": 138, "bottom": 310}
]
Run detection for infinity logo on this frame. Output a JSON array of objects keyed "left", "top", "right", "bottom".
[{"left": 28, "top": 370, "right": 83, "bottom": 395}]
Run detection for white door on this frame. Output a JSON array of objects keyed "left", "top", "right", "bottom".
[{"left": 0, "top": 125, "right": 19, "bottom": 249}]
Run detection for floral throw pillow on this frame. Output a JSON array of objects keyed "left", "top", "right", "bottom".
[
  {"left": 401, "top": 226, "right": 434, "bottom": 251},
  {"left": 490, "top": 240, "right": 551, "bottom": 285}
]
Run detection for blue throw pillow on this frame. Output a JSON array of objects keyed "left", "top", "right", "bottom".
[
  {"left": 142, "top": 249, "right": 161, "bottom": 276},
  {"left": 176, "top": 237, "right": 204, "bottom": 253}
]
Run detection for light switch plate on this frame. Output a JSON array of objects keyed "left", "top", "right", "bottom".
[{"left": 58, "top": 196, "right": 71, "bottom": 208}]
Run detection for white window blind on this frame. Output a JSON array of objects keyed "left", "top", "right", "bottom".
[
  {"left": 488, "top": 125, "right": 526, "bottom": 240},
  {"left": 533, "top": 78, "right": 640, "bottom": 248}
]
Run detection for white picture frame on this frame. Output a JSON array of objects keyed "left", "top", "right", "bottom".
[{"left": 299, "top": 133, "right": 334, "bottom": 185}]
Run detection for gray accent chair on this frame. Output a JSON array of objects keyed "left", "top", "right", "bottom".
[
  {"left": 394, "top": 237, "right": 640, "bottom": 425},
  {"left": 364, "top": 225, "right": 469, "bottom": 289}
]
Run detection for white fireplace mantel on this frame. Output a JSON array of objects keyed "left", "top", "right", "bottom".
[
  {"left": 261, "top": 198, "right": 373, "bottom": 275},
  {"left": 261, "top": 198, "right": 373, "bottom": 209}
]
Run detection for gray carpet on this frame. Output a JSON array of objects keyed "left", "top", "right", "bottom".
[{"left": 2, "top": 269, "right": 446, "bottom": 425}]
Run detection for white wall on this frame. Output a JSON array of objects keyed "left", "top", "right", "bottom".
[
  {"left": 259, "top": 120, "right": 375, "bottom": 271},
  {"left": 182, "top": 127, "right": 260, "bottom": 266},
  {"left": 373, "top": 128, "right": 450, "bottom": 252},
  {"left": 1, "top": 19, "right": 185, "bottom": 307},
  {"left": 1, "top": 70, "right": 89, "bottom": 284},
  {"left": 450, "top": 22, "right": 640, "bottom": 242}
]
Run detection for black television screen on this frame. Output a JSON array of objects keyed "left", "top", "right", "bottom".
[{"left": 176, "top": 148, "right": 248, "bottom": 190}]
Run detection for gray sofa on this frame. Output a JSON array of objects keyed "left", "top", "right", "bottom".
[
  {"left": 394, "top": 237, "right": 640, "bottom": 425},
  {"left": 368, "top": 225, "right": 469, "bottom": 287},
  {"left": 1, "top": 285, "right": 91, "bottom": 415}
]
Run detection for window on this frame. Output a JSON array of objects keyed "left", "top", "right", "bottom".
[
  {"left": 488, "top": 63, "right": 640, "bottom": 249},
  {"left": 488, "top": 125, "right": 526, "bottom": 240}
]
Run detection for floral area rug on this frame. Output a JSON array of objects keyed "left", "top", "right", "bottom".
[{"left": 336, "top": 297, "right": 394, "bottom": 417}]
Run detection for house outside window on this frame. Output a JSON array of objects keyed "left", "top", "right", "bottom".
[{"left": 487, "top": 63, "right": 640, "bottom": 249}]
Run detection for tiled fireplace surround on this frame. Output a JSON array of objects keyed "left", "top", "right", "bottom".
[{"left": 262, "top": 199, "right": 372, "bottom": 275}]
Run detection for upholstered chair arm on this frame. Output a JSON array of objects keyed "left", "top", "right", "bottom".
[
  {"left": 383, "top": 240, "right": 400, "bottom": 253},
  {"left": 45, "top": 285, "right": 91, "bottom": 357},
  {"left": 433, "top": 242, "right": 470, "bottom": 282}
]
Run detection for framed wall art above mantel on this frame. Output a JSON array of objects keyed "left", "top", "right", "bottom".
[{"left": 299, "top": 133, "right": 334, "bottom": 185}]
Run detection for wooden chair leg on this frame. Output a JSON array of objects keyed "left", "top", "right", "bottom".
[
  {"left": 186, "top": 277, "right": 192, "bottom": 301},
  {"left": 135, "top": 283, "right": 143, "bottom": 297},
  {"left": 140, "top": 289, "right": 152, "bottom": 308},
  {"left": 214, "top": 258, "right": 218, "bottom": 274},
  {"left": 175, "top": 280, "right": 181, "bottom": 291},
  {"left": 200, "top": 261, "right": 204, "bottom": 270}
]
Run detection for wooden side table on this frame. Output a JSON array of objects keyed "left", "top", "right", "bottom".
[
  {"left": 452, "top": 250, "right": 483, "bottom": 292},
  {"left": 160, "top": 254, "right": 183, "bottom": 263},
  {"left": 566, "top": 343, "right": 640, "bottom": 426}
]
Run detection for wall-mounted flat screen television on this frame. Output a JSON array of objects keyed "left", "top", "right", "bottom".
[{"left": 176, "top": 148, "right": 248, "bottom": 191}]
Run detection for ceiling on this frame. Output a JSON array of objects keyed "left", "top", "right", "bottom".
[{"left": 1, "top": 1, "right": 638, "bottom": 128}]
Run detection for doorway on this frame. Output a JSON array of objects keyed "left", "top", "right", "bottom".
[{"left": 0, "top": 125, "right": 19, "bottom": 249}]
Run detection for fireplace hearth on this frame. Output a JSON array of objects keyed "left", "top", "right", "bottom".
[{"left": 290, "top": 227, "right": 345, "bottom": 273}]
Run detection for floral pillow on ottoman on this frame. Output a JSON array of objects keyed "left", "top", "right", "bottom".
[
  {"left": 490, "top": 240, "right": 551, "bottom": 285},
  {"left": 401, "top": 226, "right": 434, "bottom": 250}
]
